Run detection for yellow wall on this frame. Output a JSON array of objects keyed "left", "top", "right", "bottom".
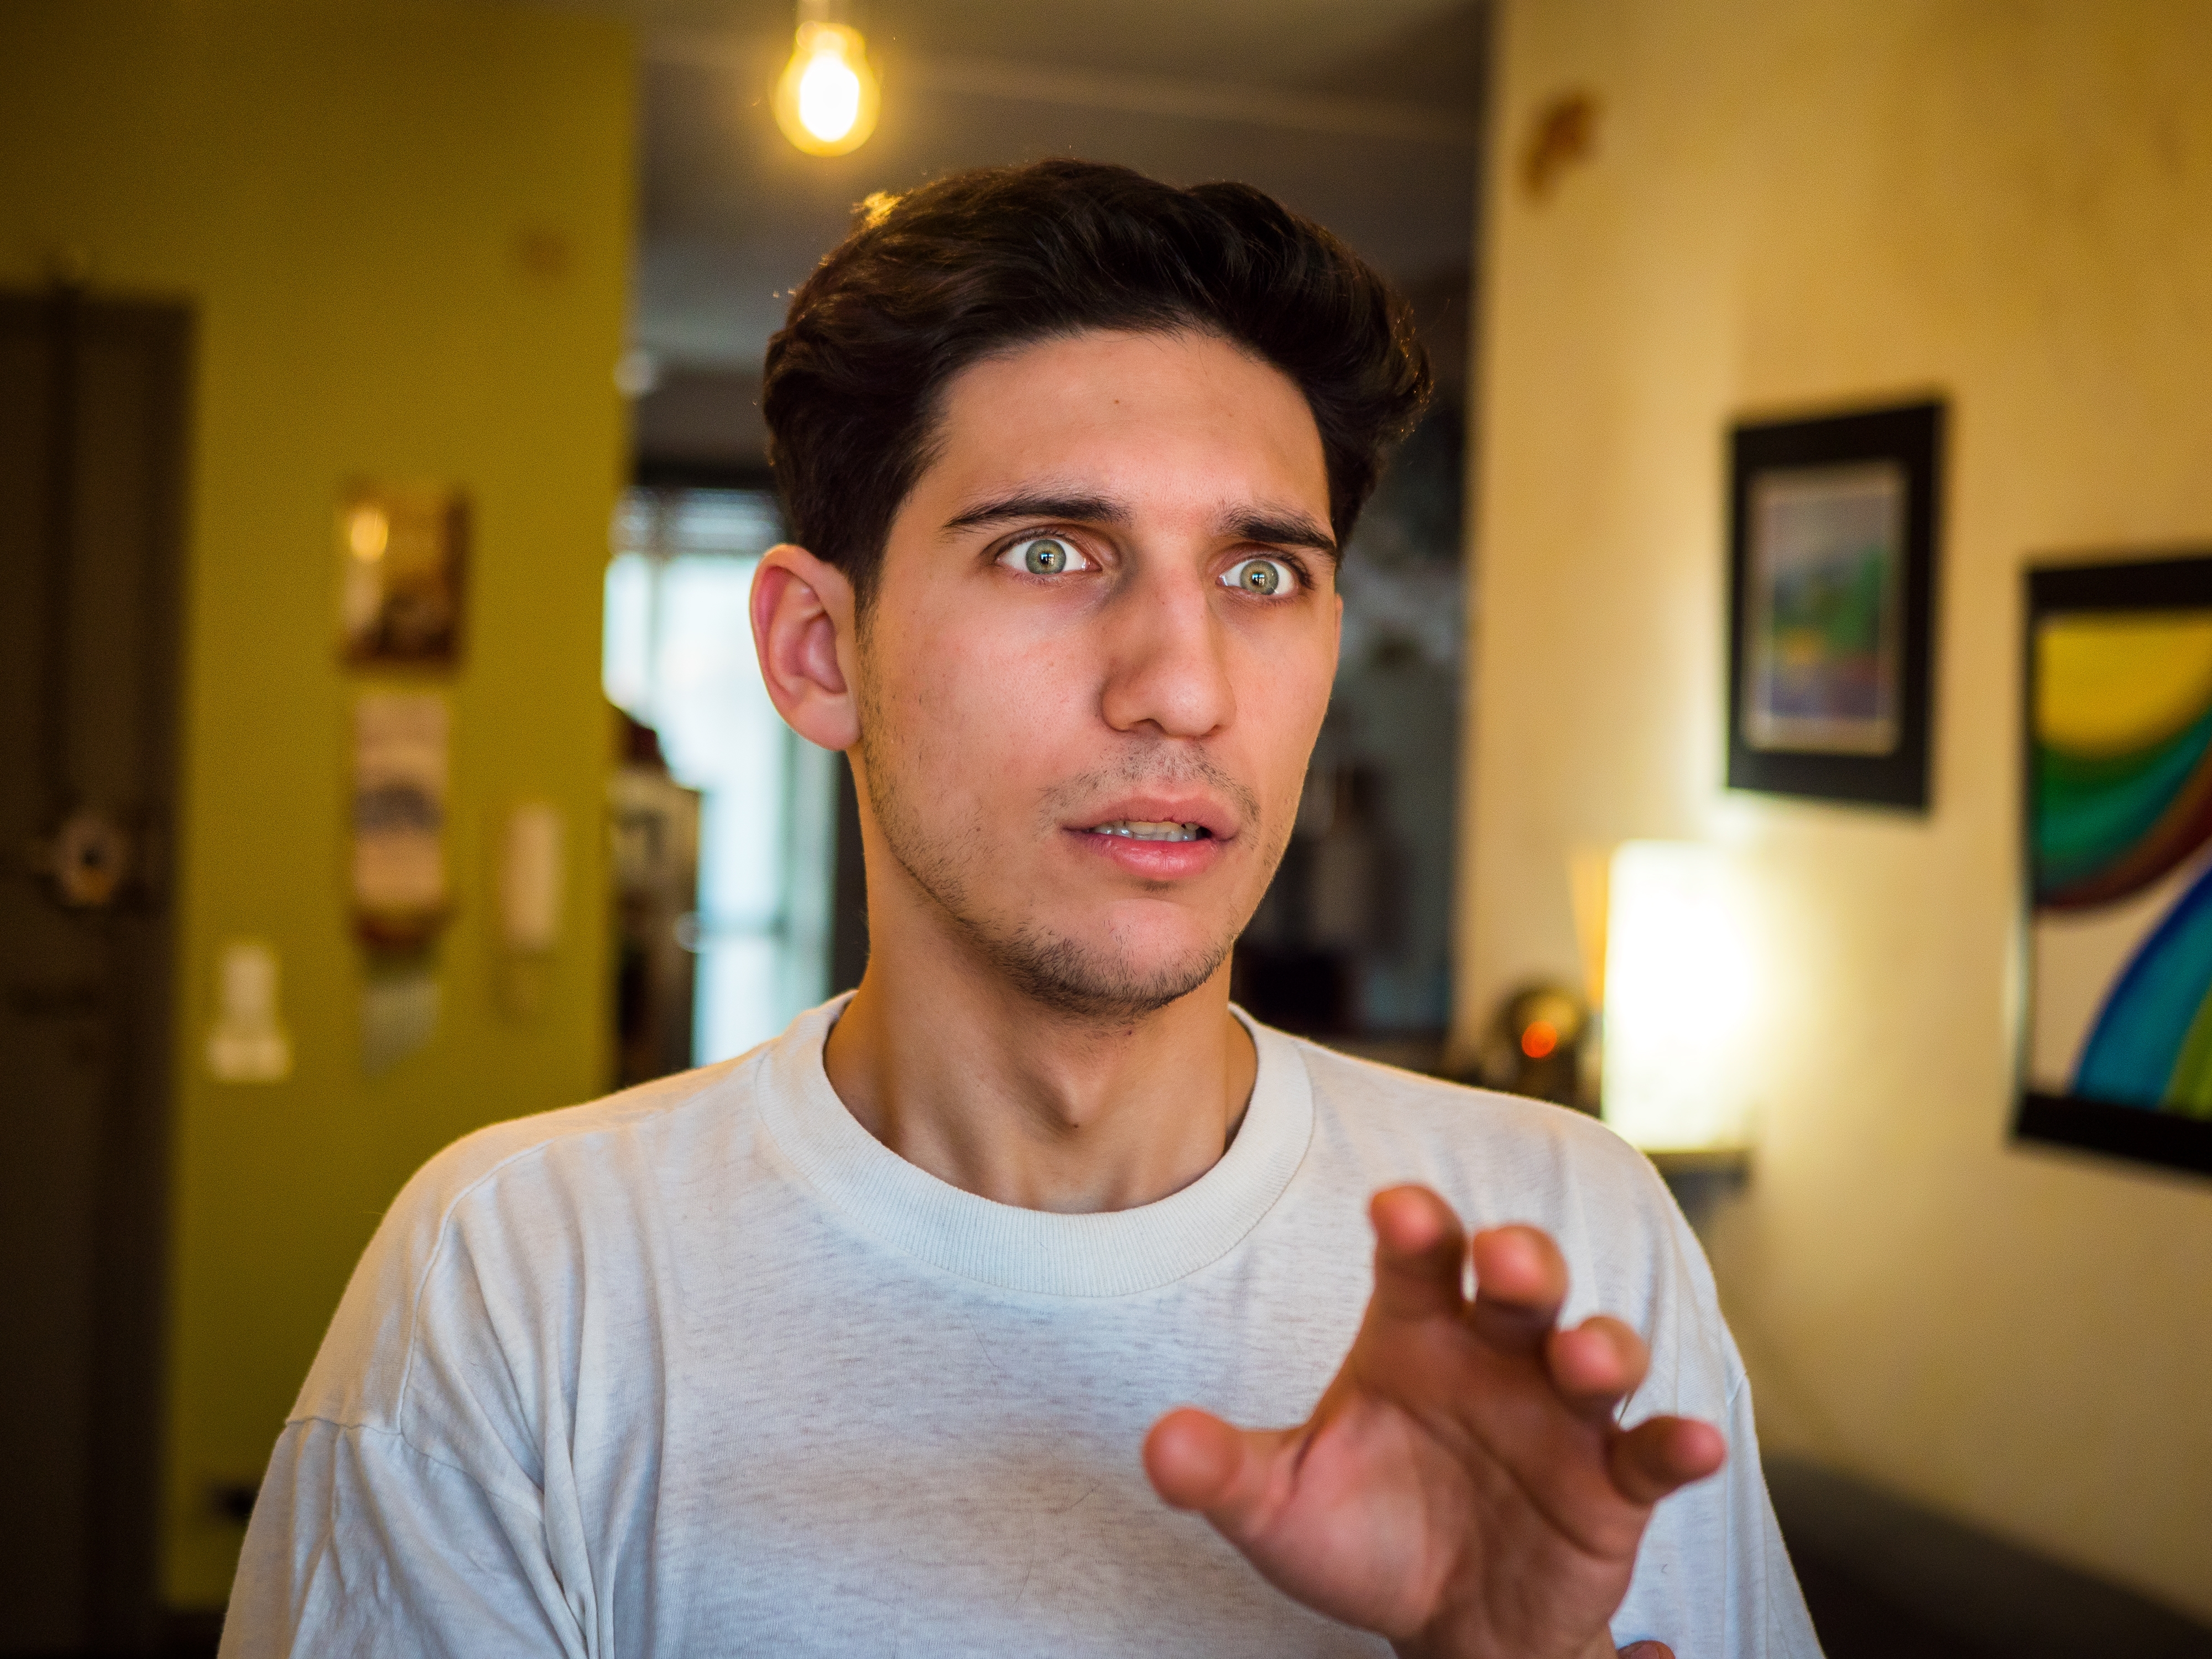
[
  {"left": 0, "top": 1, "right": 633, "bottom": 1606},
  {"left": 1463, "top": 0, "right": 2212, "bottom": 1616}
]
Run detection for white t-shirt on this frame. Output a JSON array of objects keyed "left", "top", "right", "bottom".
[{"left": 223, "top": 1000, "right": 1822, "bottom": 1658}]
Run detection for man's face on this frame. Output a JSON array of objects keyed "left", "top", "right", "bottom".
[{"left": 851, "top": 327, "right": 1340, "bottom": 1020}]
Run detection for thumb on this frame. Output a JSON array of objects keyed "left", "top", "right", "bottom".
[
  {"left": 1619, "top": 1644, "right": 1674, "bottom": 1658},
  {"left": 1142, "top": 1406, "right": 1296, "bottom": 1534}
]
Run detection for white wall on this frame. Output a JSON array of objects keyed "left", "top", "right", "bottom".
[{"left": 1462, "top": 0, "right": 2212, "bottom": 1616}]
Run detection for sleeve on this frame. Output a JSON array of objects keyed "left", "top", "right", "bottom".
[
  {"left": 220, "top": 1418, "right": 586, "bottom": 1659},
  {"left": 214, "top": 1117, "right": 618, "bottom": 1659},
  {"left": 1608, "top": 1366, "right": 1825, "bottom": 1659},
  {"left": 1592, "top": 1155, "right": 1825, "bottom": 1659}
]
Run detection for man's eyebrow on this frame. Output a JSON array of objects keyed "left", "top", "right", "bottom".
[
  {"left": 941, "top": 493, "right": 1126, "bottom": 536},
  {"left": 1223, "top": 510, "right": 1340, "bottom": 562},
  {"left": 940, "top": 492, "right": 1340, "bottom": 562}
]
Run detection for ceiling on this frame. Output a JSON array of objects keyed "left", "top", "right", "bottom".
[{"left": 519, "top": 0, "right": 1489, "bottom": 371}]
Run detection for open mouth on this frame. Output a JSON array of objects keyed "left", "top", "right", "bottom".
[{"left": 1085, "top": 820, "right": 1210, "bottom": 843}]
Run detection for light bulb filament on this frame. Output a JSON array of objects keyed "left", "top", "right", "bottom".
[
  {"left": 797, "top": 41, "right": 861, "bottom": 141},
  {"left": 774, "top": 22, "right": 878, "bottom": 155}
]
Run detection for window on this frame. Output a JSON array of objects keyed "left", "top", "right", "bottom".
[{"left": 604, "top": 488, "right": 836, "bottom": 1062}]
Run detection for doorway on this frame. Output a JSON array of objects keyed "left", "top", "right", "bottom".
[
  {"left": 603, "top": 483, "right": 839, "bottom": 1068},
  {"left": 0, "top": 291, "right": 190, "bottom": 1653}
]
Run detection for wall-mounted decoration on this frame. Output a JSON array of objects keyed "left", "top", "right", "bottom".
[
  {"left": 2019, "top": 553, "right": 2212, "bottom": 1178},
  {"left": 1521, "top": 89, "right": 1599, "bottom": 202},
  {"left": 498, "top": 803, "right": 566, "bottom": 955},
  {"left": 1725, "top": 401, "right": 1943, "bottom": 810},
  {"left": 205, "top": 940, "right": 292, "bottom": 1083},
  {"left": 351, "top": 691, "right": 450, "bottom": 951},
  {"left": 338, "top": 482, "right": 467, "bottom": 667}
]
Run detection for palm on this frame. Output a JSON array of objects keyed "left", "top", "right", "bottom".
[
  {"left": 1143, "top": 1187, "right": 1725, "bottom": 1659},
  {"left": 1220, "top": 1344, "right": 1637, "bottom": 1646}
]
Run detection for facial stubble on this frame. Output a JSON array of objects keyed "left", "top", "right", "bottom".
[{"left": 855, "top": 674, "right": 1286, "bottom": 1025}]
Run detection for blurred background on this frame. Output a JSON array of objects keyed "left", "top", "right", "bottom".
[{"left": 2, "top": 1, "right": 2209, "bottom": 1654}]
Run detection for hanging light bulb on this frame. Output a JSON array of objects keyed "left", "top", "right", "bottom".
[{"left": 774, "top": 1, "right": 878, "bottom": 156}]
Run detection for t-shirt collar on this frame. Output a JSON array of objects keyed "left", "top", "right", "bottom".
[{"left": 757, "top": 994, "right": 1315, "bottom": 1297}]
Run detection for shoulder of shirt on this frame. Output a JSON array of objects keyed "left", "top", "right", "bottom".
[
  {"left": 1275, "top": 1026, "right": 1657, "bottom": 1182},
  {"left": 289, "top": 1045, "right": 770, "bottom": 1430},
  {"left": 399, "top": 1044, "right": 765, "bottom": 1211}
]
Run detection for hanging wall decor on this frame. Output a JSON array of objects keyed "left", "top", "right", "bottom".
[
  {"left": 2019, "top": 552, "right": 2212, "bottom": 1178},
  {"left": 351, "top": 690, "right": 451, "bottom": 1073},
  {"left": 338, "top": 482, "right": 468, "bottom": 667},
  {"left": 350, "top": 690, "right": 451, "bottom": 950},
  {"left": 1725, "top": 400, "right": 1943, "bottom": 810}
]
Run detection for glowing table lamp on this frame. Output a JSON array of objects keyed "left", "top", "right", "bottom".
[{"left": 1599, "top": 841, "right": 1758, "bottom": 1152}]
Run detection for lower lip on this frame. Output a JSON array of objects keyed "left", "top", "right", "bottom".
[{"left": 1067, "top": 827, "right": 1227, "bottom": 880}]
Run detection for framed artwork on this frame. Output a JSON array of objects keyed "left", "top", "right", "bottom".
[
  {"left": 2018, "top": 554, "right": 2212, "bottom": 1178},
  {"left": 338, "top": 482, "right": 468, "bottom": 667},
  {"left": 1725, "top": 401, "right": 1943, "bottom": 808}
]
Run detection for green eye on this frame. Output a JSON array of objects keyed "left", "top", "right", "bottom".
[
  {"left": 1019, "top": 536, "right": 1074, "bottom": 574},
  {"left": 1225, "top": 557, "right": 1292, "bottom": 596}
]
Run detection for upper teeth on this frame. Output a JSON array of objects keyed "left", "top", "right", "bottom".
[{"left": 1093, "top": 820, "right": 1202, "bottom": 842}]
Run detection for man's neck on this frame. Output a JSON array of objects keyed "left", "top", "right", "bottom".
[{"left": 821, "top": 948, "right": 1256, "bottom": 1215}]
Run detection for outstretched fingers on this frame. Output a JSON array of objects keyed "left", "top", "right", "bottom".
[
  {"left": 1607, "top": 1414, "right": 1729, "bottom": 1505},
  {"left": 1545, "top": 1316, "right": 1650, "bottom": 1420},
  {"left": 1142, "top": 1407, "right": 1297, "bottom": 1533},
  {"left": 1368, "top": 1186, "right": 1470, "bottom": 1323},
  {"left": 1465, "top": 1223, "right": 1570, "bottom": 1353}
]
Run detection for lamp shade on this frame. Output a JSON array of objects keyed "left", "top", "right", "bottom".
[{"left": 1600, "top": 840, "right": 1757, "bottom": 1150}]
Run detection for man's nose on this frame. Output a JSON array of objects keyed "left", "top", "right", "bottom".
[{"left": 1097, "top": 562, "right": 1235, "bottom": 740}]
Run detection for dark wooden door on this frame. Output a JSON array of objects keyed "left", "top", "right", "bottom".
[{"left": 0, "top": 291, "right": 190, "bottom": 1653}]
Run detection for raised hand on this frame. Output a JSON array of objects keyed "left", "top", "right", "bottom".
[{"left": 1142, "top": 1185, "right": 1725, "bottom": 1659}]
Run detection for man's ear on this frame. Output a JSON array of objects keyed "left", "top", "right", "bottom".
[{"left": 751, "top": 543, "right": 862, "bottom": 752}]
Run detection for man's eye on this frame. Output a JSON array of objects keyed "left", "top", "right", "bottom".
[
  {"left": 1003, "top": 535, "right": 1088, "bottom": 576},
  {"left": 1222, "top": 556, "right": 1297, "bottom": 597}
]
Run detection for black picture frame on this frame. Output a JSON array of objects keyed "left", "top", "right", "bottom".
[
  {"left": 2016, "top": 552, "right": 2212, "bottom": 1180},
  {"left": 1724, "top": 400, "right": 1943, "bottom": 809}
]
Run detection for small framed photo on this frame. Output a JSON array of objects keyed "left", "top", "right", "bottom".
[
  {"left": 2018, "top": 552, "right": 2212, "bottom": 1179},
  {"left": 1725, "top": 401, "right": 1943, "bottom": 809},
  {"left": 338, "top": 482, "right": 468, "bottom": 669}
]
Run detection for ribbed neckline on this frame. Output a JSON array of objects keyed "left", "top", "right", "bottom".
[{"left": 755, "top": 995, "right": 1314, "bottom": 1298}]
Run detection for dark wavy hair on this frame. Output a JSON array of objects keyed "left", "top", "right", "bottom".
[{"left": 761, "top": 159, "right": 1432, "bottom": 609}]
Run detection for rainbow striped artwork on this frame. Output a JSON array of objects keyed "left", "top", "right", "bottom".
[{"left": 2022, "top": 556, "right": 2212, "bottom": 1176}]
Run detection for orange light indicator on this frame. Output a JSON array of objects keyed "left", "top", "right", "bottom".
[{"left": 1520, "top": 1019, "right": 1560, "bottom": 1061}]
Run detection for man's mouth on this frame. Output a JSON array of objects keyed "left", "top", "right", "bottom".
[{"left": 1085, "top": 820, "right": 1210, "bottom": 843}]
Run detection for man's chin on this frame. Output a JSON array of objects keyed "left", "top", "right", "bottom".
[{"left": 977, "top": 920, "right": 1233, "bottom": 1025}]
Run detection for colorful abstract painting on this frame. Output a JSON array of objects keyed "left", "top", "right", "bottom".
[{"left": 2021, "top": 556, "right": 2212, "bottom": 1176}]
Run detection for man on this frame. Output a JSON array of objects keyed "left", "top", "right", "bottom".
[{"left": 226, "top": 161, "right": 1820, "bottom": 1657}]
